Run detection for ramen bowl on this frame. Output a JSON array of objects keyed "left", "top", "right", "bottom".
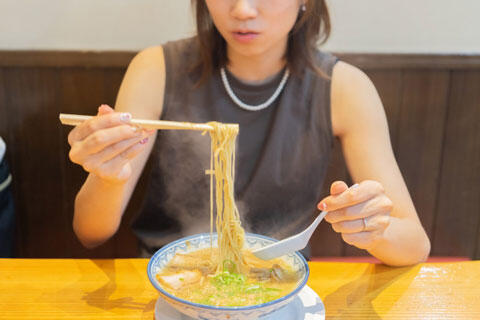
[{"left": 147, "top": 233, "right": 309, "bottom": 320}]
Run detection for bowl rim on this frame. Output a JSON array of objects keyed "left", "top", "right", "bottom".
[{"left": 147, "top": 232, "right": 310, "bottom": 311}]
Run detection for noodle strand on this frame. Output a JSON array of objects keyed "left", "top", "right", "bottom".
[{"left": 207, "top": 122, "right": 246, "bottom": 273}]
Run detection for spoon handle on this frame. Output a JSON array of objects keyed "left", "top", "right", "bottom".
[{"left": 303, "top": 211, "right": 328, "bottom": 238}]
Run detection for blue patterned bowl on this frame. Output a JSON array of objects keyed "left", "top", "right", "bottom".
[{"left": 147, "top": 233, "right": 309, "bottom": 320}]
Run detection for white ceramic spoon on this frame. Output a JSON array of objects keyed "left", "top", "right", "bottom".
[{"left": 252, "top": 210, "right": 328, "bottom": 260}]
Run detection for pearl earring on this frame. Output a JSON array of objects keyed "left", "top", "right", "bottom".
[{"left": 301, "top": 4, "right": 306, "bottom": 11}]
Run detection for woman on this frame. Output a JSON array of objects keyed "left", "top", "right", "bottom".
[{"left": 67, "top": 0, "right": 430, "bottom": 266}]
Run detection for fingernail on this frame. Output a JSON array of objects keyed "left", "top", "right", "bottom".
[
  {"left": 131, "top": 126, "right": 139, "bottom": 132},
  {"left": 120, "top": 112, "right": 132, "bottom": 122},
  {"left": 351, "top": 183, "right": 359, "bottom": 189},
  {"left": 139, "top": 137, "right": 149, "bottom": 144},
  {"left": 318, "top": 202, "right": 327, "bottom": 211}
]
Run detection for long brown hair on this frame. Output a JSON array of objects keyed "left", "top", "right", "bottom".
[{"left": 191, "top": 0, "right": 331, "bottom": 83}]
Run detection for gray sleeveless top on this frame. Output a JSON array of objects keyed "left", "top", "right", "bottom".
[{"left": 132, "top": 37, "right": 338, "bottom": 254}]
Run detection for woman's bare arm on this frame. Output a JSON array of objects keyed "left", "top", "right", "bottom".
[
  {"left": 323, "top": 61, "right": 430, "bottom": 266},
  {"left": 72, "top": 46, "right": 165, "bottom": 248}
]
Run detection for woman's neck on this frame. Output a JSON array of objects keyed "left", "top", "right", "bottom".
[{"left": 226, "top": 45, "right": 287, "bottom": 84}]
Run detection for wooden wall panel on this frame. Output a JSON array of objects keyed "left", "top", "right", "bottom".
[{"left": 433, "top": 71, "right": 480, "bottom": 257}]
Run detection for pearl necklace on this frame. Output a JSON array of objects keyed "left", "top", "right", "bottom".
[{"left": 220, "top": 67, "right": 290, "bottom": 111}]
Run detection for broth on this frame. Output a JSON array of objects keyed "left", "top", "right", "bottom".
[{"left": 156, "top": 248, "right": 300, "bottom": 307}]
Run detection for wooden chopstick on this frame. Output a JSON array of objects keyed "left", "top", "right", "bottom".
[{"left": 59, "top": 113, "right": 214, "bottom": 132}]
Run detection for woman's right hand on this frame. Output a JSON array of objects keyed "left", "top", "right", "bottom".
[{"left": 68, "top": 104, "right": 153, "bottom": 184}]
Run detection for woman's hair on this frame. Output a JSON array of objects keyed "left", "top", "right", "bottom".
[{"left": 191, "top": 0, "right": 331, "bottom": 83}]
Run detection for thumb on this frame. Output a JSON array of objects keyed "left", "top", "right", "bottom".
[
  {"left": 330, "top": 180, "right": 348, "bottom": 195},
  {"left": 97, "top": 104, "right": 114, "bottom": 115}
]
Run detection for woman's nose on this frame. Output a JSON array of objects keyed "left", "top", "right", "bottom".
[{"left": 231, "top": 0, "right": 258, "bottom": 20}]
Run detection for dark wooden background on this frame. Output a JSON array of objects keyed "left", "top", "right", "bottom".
[{"left": 0, "top": 51, "right": 479, "bottom": 259}]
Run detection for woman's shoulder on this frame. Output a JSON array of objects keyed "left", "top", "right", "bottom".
[
  {"left": 331, "top": 59, "right": 383, "bottom": 137},
  {"left": 331, "top": 60, "right": 376, "bottom": 101},
  {"left": 132, "top": 45, "right": 164, "bottom": 66},
  {"left": 125, "top": 46, "right": 166, "bottom": 92}
]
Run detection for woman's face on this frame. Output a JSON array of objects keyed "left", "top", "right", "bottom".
[{"left": 205, "top": 0, "right": 303, "bottom": 59}]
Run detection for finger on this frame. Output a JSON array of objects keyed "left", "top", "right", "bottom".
[
  {"left": 97, "top": 139, "right": 150, "bottom": 180},
  {"left": 69, "top": 125, "right": 141, "bottom": 165},
  {"left": 88, "top": 131, "right": 150, "bottom": 164},
  {"left": 318, "top": 180, "right": 383, "bottom": 212},
  {"left": 70, "top": 111, "right": 134, "bottom": 143},
  {"left": 318, "top": 182, "right": 357, "bottom": 211},
  {"left": 98, "top": 104, "right": 114, "bottom": 115},
  {"left": 325, "top": 201, "right": 367, "bottom": 223},
  {"left": 80, "top": 125, "right": 143, "bottom": 156},
  {"left": 332, "top": 218, "right": 364, "bottom": 234},
  {"left": 325, "top": 195, "right": 393, "bottom": 223},
  {"left": 330, "top": 181, "right": 348, "bottom": 195},
  {"left": 68, "top": 106, "right": 119, "bottom": 146},
  {"left": 331, "top": 214, "right": 390, "bottom": 234}
]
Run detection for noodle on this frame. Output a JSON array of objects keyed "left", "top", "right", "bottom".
[{"left": 206, "top": 122, "right": 246, "bottom": 273}]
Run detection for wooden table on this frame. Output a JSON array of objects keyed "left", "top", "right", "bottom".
[{"left": 1, "top": 259, "right": 479, "bottom": 319}]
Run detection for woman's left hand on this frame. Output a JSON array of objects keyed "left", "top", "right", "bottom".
[{"left": 317, "top": 180, "right": 393, "bottom": 250}]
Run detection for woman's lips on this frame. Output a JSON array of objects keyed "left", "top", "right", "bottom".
[{"left": 232, "top": 31, "right": 259, "bottom": 43}]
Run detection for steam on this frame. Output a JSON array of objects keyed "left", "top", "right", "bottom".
[{"left": 155, "top": 129, "right": 250, "bottom": 238}]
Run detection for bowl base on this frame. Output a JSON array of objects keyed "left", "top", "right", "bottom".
[{"left": 154, "top": 285, "right": 325, "bottom": 320}]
